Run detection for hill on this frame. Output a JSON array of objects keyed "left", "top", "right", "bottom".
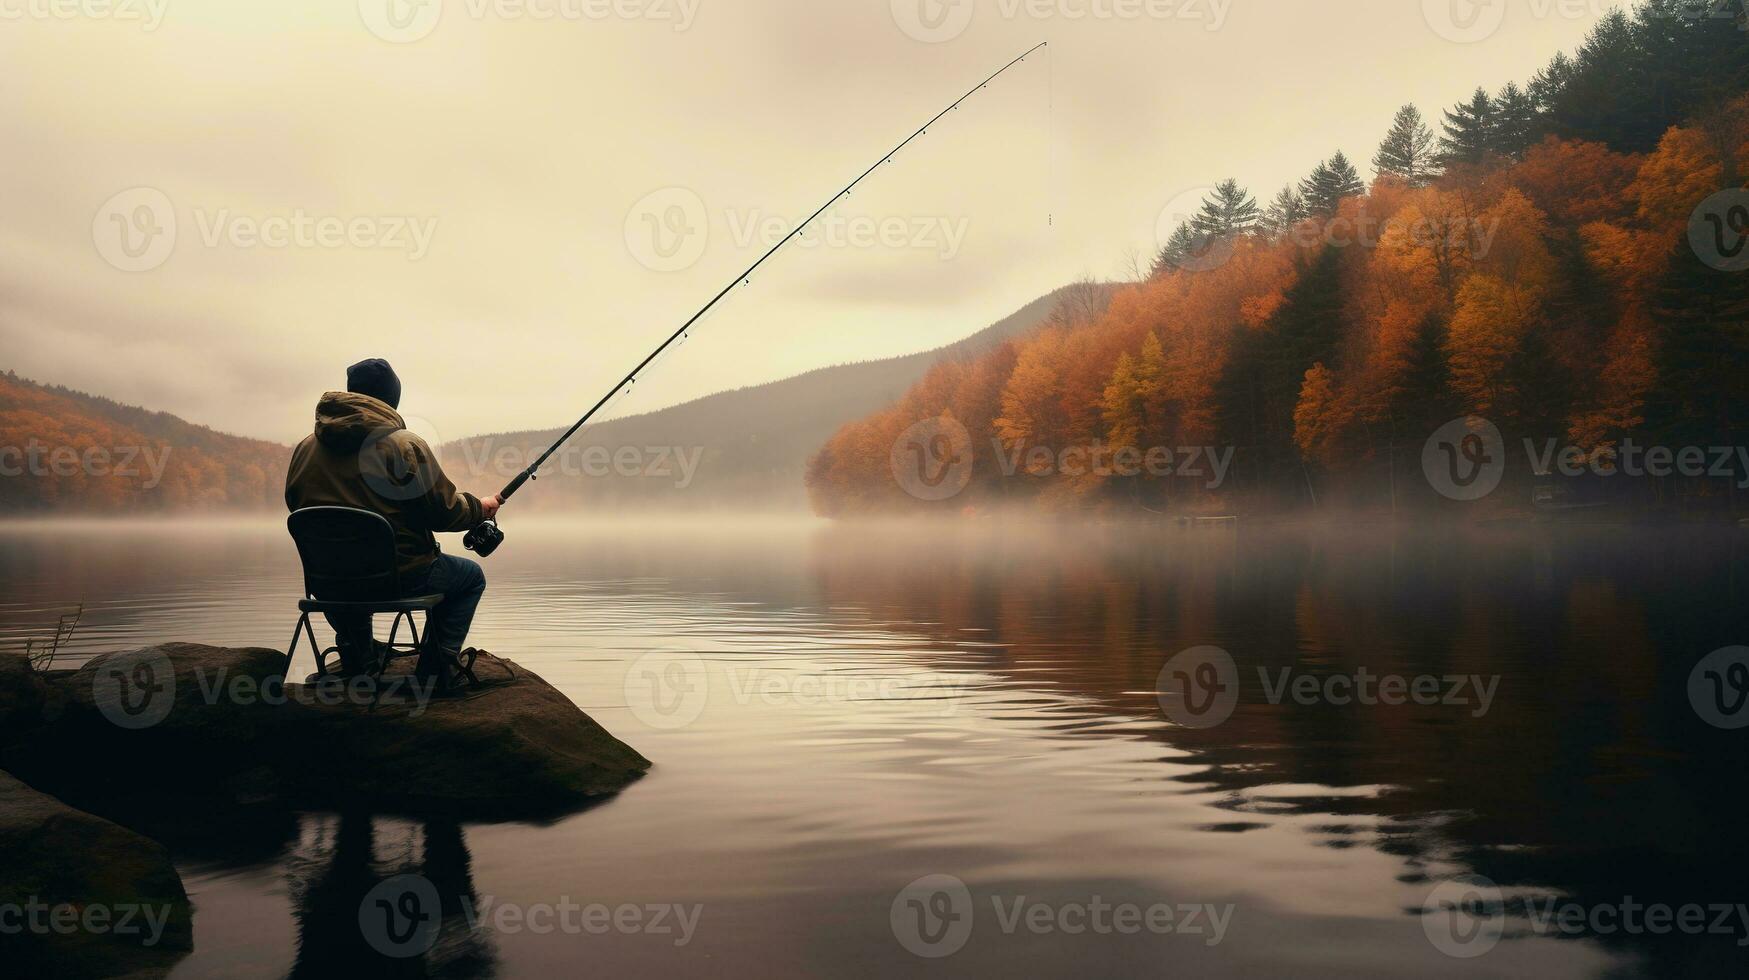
[
  {"left": 438, "top": 283, "right": 1107, "bottom": 512},
  {"left": 0, "top": 371, "right": 285, "bottom": 512},
  {"left": 808, "top": 3, "right": 1749, "bottom": 518}
]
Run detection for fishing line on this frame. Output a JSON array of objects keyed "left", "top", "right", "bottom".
[{"left": 466, "top": 42, "right": 1050, "bottom": 557}]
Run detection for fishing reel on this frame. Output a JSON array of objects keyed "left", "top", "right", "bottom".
[{"left": 464, "top": 519, "right": 504, "bottom": 557}]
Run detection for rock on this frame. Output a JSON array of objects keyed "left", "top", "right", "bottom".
[
  {"left": 0, "top": 770, "right": 191, "bottom": 979},
  {"left": 294, "top": 652, "right": 653, "bottom": 815},
  {"left": 0, "top": 652, "right": 50, "bottom": 748},
  {"left": 8, "top": 643, "right": 650, "bottom": 821}
]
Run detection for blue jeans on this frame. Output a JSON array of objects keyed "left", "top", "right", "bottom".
[{"left": 402, "top": 553, "right": 487, "bottom": 655}]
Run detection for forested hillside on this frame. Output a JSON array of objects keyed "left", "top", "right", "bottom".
[
  {"left": 808, "top": 2, "right": 1749, "bottom": 517},
  {"left": 0, "top": 371, "right": 284, "bottom": 512},
  {"left": 437, "top": 284, "right": 1104, "bottom": 511}
]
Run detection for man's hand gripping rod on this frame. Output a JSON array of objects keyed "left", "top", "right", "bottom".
[{"left": 466, "top": 42, "right": 1047, "bottom": 557}]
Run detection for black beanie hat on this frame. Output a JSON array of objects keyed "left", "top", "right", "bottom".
[{"left": 346, "top": 358, "right": 402, "bottom": 410}]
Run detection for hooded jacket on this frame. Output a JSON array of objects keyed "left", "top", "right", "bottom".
[{"left": 285, "top": 392, "right": 484, "bottom": 578}]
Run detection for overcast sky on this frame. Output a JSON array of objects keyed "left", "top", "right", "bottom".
[{"left": 0, "top": 0, "right": 1610, "bottom": 445}]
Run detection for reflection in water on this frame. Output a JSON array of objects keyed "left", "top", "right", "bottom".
[
  {"left": 286, "top": 815, "right": 495, "bottom": 978},
  {"left": 2, "top": 518, "right": 1746, "bottom": 976}
]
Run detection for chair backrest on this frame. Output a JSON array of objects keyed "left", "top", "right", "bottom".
[{"left": 287, "top": 507, "right": 401, "bottom": 601}]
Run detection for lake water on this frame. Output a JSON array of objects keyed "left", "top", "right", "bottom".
[{"left": 2, "top": 518, "right": 1747, "bottom": 977}]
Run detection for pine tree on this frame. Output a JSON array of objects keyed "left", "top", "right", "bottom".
[
  {"left": 1374, "top": 105, "right": 1438, "bottom": 186},
  {"left": 1493, "top": 82, "right": 1538, "bottom": 160},
  {"left": 1300, "top": 152, "right": 1364, "bottom": 218},
  {"left": 1192, "top": 179, "right": 1261, "bottom": 238},
  {"left": 1439, "top": 87, "right": 1497, "bottom": 167},
  {"left": 1260, "top": 185, "right": 1306, "bottom": 239},
  {"left": 1151, "top": 224, "right": 1199, "bottom": 277}
]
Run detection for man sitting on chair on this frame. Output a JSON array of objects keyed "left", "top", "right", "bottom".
[{"left": 285, "top": 358, "right": 501, "bottom": 674}]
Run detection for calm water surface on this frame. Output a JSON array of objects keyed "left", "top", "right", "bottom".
[{"left": 2, "top": 518, "right": 1746, "bottom": 978}]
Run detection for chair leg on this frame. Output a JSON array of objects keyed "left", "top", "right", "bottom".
[{"left": 285, "top": 612, "right": 311, "bottom": 677}]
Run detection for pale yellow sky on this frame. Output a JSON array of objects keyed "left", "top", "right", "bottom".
[{"left": 0, "top": 0, "right": 1613, "bottom": 443}]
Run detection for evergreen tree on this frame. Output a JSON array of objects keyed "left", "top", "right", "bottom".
[
  {"left": 1151, "top": 224, "right": 1200, "bottom": 277},
  {"left": 1300, "top": 152, "right": 1365, "bottom": 218},
  {"left": 1439, "top": 87, "right": 1497, "bottom": 166},
  {"left": 1644, "top": 238, "right": 1749, "bottom": 447},
  {"left": 1260, "top": 185, "right": 1307, "bottom": 239},
  {"left": 1374, "top": 105, "right": 1438, "bottom": 186},
  {"left": 1493, "top": 82, "right": 1538, "bottom": 159},
  {"left": 1192, "top": 179, "right": 1261, "bottom": 238}
]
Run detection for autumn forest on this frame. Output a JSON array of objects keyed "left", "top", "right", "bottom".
[{"left": 807, "top": 2, "right": 1749, "bottom": 518}]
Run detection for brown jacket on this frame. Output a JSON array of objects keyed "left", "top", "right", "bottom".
[{"left": 285, "top": 392, "right": 483, "bottom": 577}]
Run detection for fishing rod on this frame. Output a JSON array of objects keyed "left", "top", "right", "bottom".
[{"left": 465, "top": 42, "right": 1048, "bottom": 557}]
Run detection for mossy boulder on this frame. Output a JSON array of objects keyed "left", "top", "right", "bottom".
[
  {"left": 6, "top": 643, "right": 649, "bottom": 820},
  {"left": 0, "top": 652, "right": 51, "bottom": 748},
  {"left": 0, "top": 771, "right": 191, "bottom": 979}
]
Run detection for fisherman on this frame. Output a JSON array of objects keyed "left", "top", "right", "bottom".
[{"left": 285, "top": 358, "right": 500, "bottom": 675}]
